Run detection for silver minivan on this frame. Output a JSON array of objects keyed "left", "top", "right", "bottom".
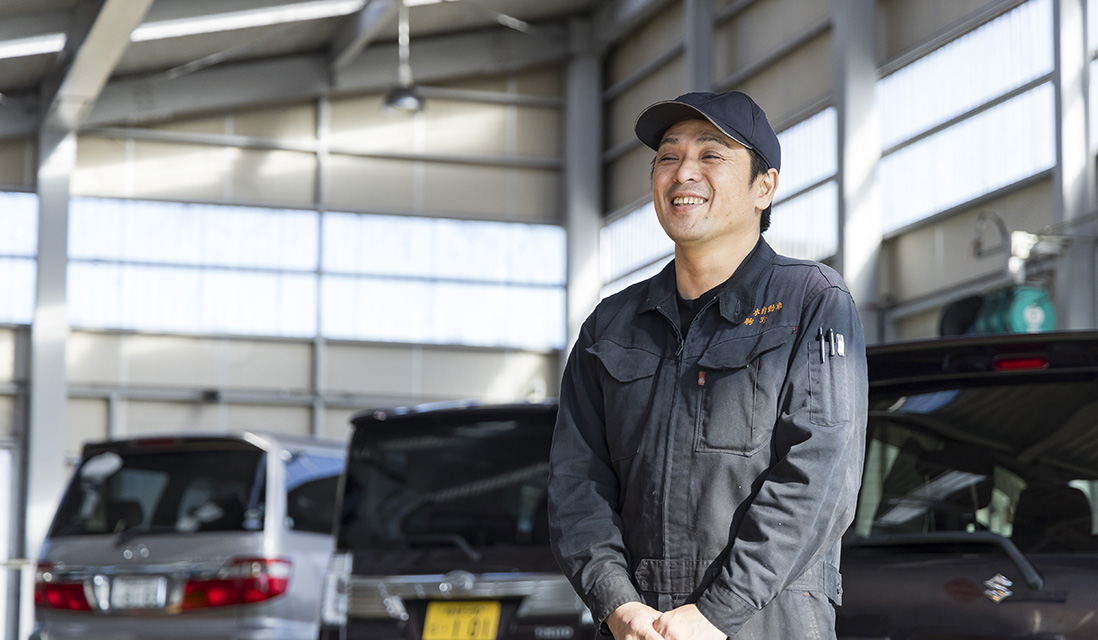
[{"left": 33, "top": 431, "right": 346, "bottom": 640}]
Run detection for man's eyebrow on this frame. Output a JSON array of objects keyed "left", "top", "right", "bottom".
[{"left": 657, "top": 133, "right": 734, "bottom": 149}]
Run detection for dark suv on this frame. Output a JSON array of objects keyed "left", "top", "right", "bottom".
[
  {"left": 838, "top": 331, "right": 1098, "bottom": 639},
  {"left": 319, "top": 400, "right": 593, "bottom": 640}
]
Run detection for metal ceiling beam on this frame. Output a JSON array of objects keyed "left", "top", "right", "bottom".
[
  {"left": 593, "top": 0, "right": 676, "bottom": 53},
  {"left": 0, "top": 13, "right": 72, "bottom": 41},
  {"left": 86, "top": 24, "right": 571, "bottom": 127},
  {"left": 140, "top": 0, "right": 319, "bottom": 23},
  {"left": 330, "top": 0, "right": 399, "bottom": 72},
  {"left": 40, "top": 0, "right": 154, "bottom": 130}
]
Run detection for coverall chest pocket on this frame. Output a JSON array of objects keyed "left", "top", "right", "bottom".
[
  {"left": 694, "top": 328, "right": 795, "bottom": 456},
  {"left": 588, "top": 341, "right": 661, "bottom": 461}
]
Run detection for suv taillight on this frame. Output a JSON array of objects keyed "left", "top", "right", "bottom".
[
  {"left": 182, "top": 558, "right": 291, "bottom": 610},
  {"left": 34, "top": 563, "right": 92, "bottom": 611}
]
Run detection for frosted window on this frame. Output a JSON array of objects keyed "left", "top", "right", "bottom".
[
  {"left": 0, "top": 192, "right": 36, "bottom": 324},
  {"left": 0, "top": 258, "right": 35, "bottom": 324},
  {"left": 1091, "top": 58, "right": 1098, "bottom": 154},
  {"left": 70, "top": 198, "right": 318, "bottom": 270},
  {"left": 321, "top": 276, "right": 564, "bottom": 351},
  {"left": 320, "top": 212, "right": 566, "bottom": 350},
  {"left": 322, "top": 213, "right": 565, "bottom": 285},
  {"left": 69, "top": 263, "right": 317, "bottom": 337},
  {"left": 776, "top": 107, "right": 837, "bottom": 201},
  {"left": 1090, "top": 0, "right": 1098, "bottom": 55},
  {"left": 880, "top": 83, "right": 1056, "bottom": 233},
  {"left": 600, "top": 202, "right": 673, "bottom": 285},
  {"left": 769, "top": 181, "right": 839, "bottom": 262},
  {"left": 0, "top": 192, "right": 37, "bottom": 257},
  {"left": 601, "top": 258, "right": 670, "bottom": 300},
  {"left": 878, "top": 0, "right": 1053, "bottom": 150}
]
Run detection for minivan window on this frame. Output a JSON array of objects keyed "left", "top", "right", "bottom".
[
  {"left": 50, "top": 447, "right": 266, "bottom": 537},
  {"left": 338, "top": 415, "right": 553, "bottom": 551},
  {"left": 286, "top": 452, "right": 344, "bottom": 534},
  {"left": 854, "top": 379, "right": 1098, "bottom": 553}
]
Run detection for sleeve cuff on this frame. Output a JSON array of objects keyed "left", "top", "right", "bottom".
[
  {"left": 587, "top": 573, "right": 643, "bottom": 631},
  {"left": 695, "top": 581, "right": 758, "bottom": 636}
]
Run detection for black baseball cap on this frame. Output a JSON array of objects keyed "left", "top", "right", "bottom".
[{"left": 634, "top": 91, "right": 781, "bottom": 172}]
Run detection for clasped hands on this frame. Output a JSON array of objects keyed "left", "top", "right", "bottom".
[{"left": 606, "top": 601, "right": 726, "bottom": 640}]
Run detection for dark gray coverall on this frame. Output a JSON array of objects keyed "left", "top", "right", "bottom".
[{"left": 548, "top": 239, "right": 868, "bottom": 639}]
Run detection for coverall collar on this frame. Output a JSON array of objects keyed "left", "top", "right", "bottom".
[{"left": 640, "top": 237, "right": 775, "bottom": 326}]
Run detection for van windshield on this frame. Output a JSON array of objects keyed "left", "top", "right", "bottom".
[
  {"left": 50, "top": 445, "right": 266, "bottom": 537},
  {"left": 338, "top": 411, "right": 554, "bottom": 551},
  {"left": 854, "top": 379, "right": 1098, "bottom": 554}
]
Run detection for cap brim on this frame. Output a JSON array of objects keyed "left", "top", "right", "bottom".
[{"left": 634, "top": 100, "right": 753, "bottom": 152}]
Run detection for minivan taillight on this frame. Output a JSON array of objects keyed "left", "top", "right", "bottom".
[
  {"left": 182, "top": 558, "right": 291, "bottom": 610},
  {"left": 34, "top": 564, "right": 92, "bottom": 611}
]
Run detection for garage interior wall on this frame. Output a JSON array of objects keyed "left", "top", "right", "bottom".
[
  {"left": 5, "top": 67, "right": 569, "bottom": 462},
  {"left": 2, "top": 0, "right": 1098, "bottom": 637}
]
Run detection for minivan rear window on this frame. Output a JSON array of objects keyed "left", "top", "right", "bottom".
[
  {"left": 50, "top": 446, "right": 265, "bottom": 537},
  {"left": 854, "top": 378, "right": 1098, "bottom": 553},
  {"left": 338, "top": 413, "right": 553, "bottom": 551}
]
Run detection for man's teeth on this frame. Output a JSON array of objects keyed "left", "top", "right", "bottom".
[{"left": 673, "top": 196, "right": 706, "bottom": 205}]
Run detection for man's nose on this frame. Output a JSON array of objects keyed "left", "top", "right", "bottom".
[{"left": 674, "top": 157, "right": 701, "bottom": 183}]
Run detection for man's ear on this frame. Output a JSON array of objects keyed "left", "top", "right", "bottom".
[{"left": 754, "top": 168, "right": 779, "bottom": 210}]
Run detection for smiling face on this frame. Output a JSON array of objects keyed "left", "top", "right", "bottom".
[{"left": 651, "top": 119, "right": 776, "bottom": 253}]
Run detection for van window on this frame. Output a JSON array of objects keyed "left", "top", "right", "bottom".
[
  {"left": 855, "top": 381, "right": 1098, "bottom": 554},
  {"left": 339, "top": 413, "right": 554, "bottom": 551},
  {"left": 285, "top": 452, "right": 344, "bottom": 534},
  {"left": 50, "top": 447, "right": 266, "bottom": 537}
]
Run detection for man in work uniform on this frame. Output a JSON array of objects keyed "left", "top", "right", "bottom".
[{"left": 547, "top": 91, "right": 868, "bottom": 640}]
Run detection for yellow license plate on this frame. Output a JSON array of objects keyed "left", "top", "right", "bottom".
[{"left": 422, "top": 601, "right": 501, "bottom": 640}]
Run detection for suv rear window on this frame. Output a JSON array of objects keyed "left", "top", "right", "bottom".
[
  {"left": 338, "top": 411, "right": 553, "bottom": 551},
  {"left": 855, "top": 379, "right": 1098, "bottom": 553},
  {"left": 50, "top": 445, "right": 265, "bottom": 537}
]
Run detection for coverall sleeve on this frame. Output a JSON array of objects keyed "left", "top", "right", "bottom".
[
  {"left": 547, "top": 317, "right": 643, "bottom": 631},
  {"left": 695, "top": 284, "right": 868, "bottom": 635}
]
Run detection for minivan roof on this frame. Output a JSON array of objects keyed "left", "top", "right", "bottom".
[{"left": 80, "top": 431, "right": 346, "bottom": 457}]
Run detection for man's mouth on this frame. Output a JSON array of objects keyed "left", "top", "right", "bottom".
[{"left": 671, "top": 196, "right": 707, "bottom": 206}]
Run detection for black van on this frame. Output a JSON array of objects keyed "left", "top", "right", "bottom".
[
  {"left": 319, "top": 400, "right": 593, "bottom": 640},
  {"left": 838, "top": 331, "right": 1098, "bottom": 639}
]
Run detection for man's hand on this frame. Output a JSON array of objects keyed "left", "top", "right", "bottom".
[
  {"left": 652, "top": 604, "right": 725, "bottom": 640},
  {"left": 606, "top": 602, "right": 665, "bottom": 640}
]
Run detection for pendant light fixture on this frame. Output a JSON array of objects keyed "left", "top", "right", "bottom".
[{"left": 382, "top": 0, "right": 422, "bottom": 113}]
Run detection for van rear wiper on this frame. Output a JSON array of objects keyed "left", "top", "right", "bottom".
[
  {"left": 847, "top": 531, "right": 1044, "bottom": 590},
  {"left": 114, "top": 524, "right": 183, "bottom": 547},
  {"left": 403, "top": 533, "right": 482, "bottom": 563}
]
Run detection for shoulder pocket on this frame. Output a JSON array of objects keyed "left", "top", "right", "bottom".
[
  {"left": 587, "top": 341, "right": 661, "bottom": 460},
  {"left": 695, "top": 327, "right": 795, "bottom": 456}
]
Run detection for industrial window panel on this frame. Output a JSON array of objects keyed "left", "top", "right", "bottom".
[
  {"left": 769, "top": 181, "right": 839, "bottom": 263},
  {"left": 877, "top": 0, "right": 1053, "bottom": 151},
  {"left": 879, "top": 83, "right": 1056, "bottom": 234}
]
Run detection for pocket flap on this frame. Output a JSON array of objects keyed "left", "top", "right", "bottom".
[
  {"left": 587, "top": 341, "right": 661, "bottom": 382},
  {"left": 697, "top": 327, "right": 795, "bottom": 370}
]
